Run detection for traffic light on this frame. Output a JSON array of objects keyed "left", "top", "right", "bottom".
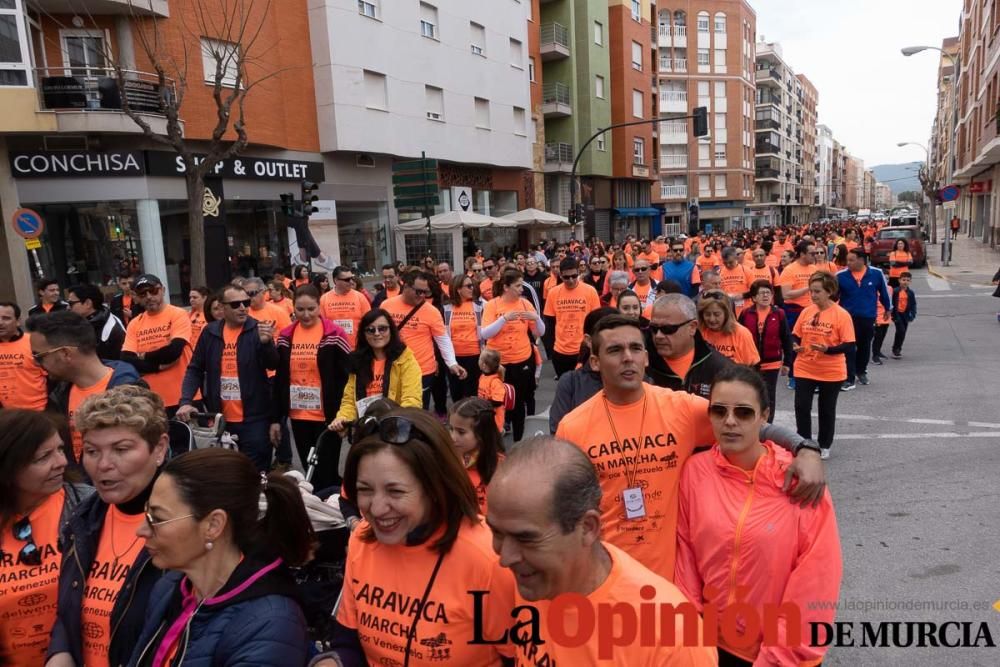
[
  {"left": 279, "top": 192, "right": 295, "bottom": 216},
  {"left": 575, "top": 203, "right": 585, "bottom": 225},
  {"left": 692, "top": 106, "right": 708, "bottom": 137},
  {"left": 568, "top": 206, "right": 577, "bottom": 225},
  {"left": 301, "top": 181, "right": 319, "bottom": 217},
  {"left": 688, "top": 201, "right": 700, "bottom": 233}
]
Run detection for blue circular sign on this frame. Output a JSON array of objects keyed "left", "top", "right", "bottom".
[
  {"left": 939, "top": 185, "right": 960, "bottom": 202},
  {"left": 11, "top": 208, "right": 44, "bottom": 239}
]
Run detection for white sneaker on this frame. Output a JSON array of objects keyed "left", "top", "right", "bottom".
[{"left": 820, "top": 449, "right": 830, "bottom": 460}]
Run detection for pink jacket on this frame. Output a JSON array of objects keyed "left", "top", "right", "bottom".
[{"left": 675, "top": 442, "right": 842, "bottom": 666}]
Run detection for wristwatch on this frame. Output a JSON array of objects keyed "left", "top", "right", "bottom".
[{"left": 794, "top": 440, "right": 822, "bottom": 456}]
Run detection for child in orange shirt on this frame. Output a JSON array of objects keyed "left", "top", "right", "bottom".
[
  {"left": 447, "top": 397, "right": 505, "bottom": 514},
  {"left": 477, "top": 349, "right": 507, "bottom": 433}
]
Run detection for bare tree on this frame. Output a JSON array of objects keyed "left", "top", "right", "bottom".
[
  {"left": 917, "top": 164, "right": 940, "bottom": 245},
  {"left": 105, "top": 0, "right": 276, "bottom": 287}
]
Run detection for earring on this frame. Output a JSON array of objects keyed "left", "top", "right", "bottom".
[{"left": 205, "top": 541, "right": 214, "bottom": 551}]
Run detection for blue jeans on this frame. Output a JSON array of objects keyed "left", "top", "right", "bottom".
[{"left": 227, "top": 418, "right": 273, "bottom": 473}]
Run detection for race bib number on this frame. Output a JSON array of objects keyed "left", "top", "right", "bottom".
[
  {"left": 334, "top": 319, "right": 354, "bottom": 335},
  {"left": 623, "top": 487, "right": 646, "bottom": 520},
  {"left": 290, "top": 385, "right": 322, "bottom": 411},
  {"left": 221, "top": 377, "right": 241, "bottom": 401}
]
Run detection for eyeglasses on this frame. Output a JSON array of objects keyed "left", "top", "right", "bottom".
[
  {"left": 134, "top": 287, "right": 160, "bottom": 297},
  {"left": 144, "top": 506, "right": 195, "bottom": 535},
  {"left": 483, "top": 264, "right": 496, "bottom": 271},
  {"left": 672, "top": 248, "right": 685, "bottom": 252},
  {"left": 224, "top": 299, "right": 252, "bottom": 309},
  {"left": 562, "top": 273, "right": 579, "bottom": 281},
  {"left": 365, "top": 325, "right": 390, "bottom": 335},
  {"left": 335, "top": 276, "right": 354, "bottom": 283},
  {"left": 413, "top": 288, "right": 432, "bottom": 297},
  {"left": 12, "top": 517, "right": 41, "bottom": 566},
  {"left": 634, "top": 266, "right": 649, "bottom": 272},
  {"left": 67, "top": 299, "right": 82, "bottom": 306},
  {"left": 647, "top": 319, "right": 694, "bottom": 336},
  {"left": 708, "top": 404, "right": 758, "bottom": 421},
  {"left": 32, "top": 345, "right": 75, "bottom": 363},
  {"left": 245, "top": 289, "right": 262, "bottom": 297}
]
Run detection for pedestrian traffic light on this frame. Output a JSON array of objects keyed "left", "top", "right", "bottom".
[
  {"left": 568, "top": 206, "right": 577, "bottom": 225},
  {"left": 301, "top": 181, "right": 319, "bottom": 217},
  {"left": 279, "top": 192, "right": 295, "bottom": 216},
  {"left": 692, "top": 106, "right": 708, "bottom": 137}
]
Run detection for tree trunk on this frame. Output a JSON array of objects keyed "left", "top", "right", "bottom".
[{"left": 186, "top": 171, "right": 207, "bottom": 288}]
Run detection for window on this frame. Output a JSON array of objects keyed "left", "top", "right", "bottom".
[
  {"left": 470, "top": 22, "right": 485, "bottom": 55},
  {"left": 714, "top": 12, "right": 726, "bottom": 33},
  {"left": 594, "top": 21, "right": 603, "bottom": 46},
  {"left": 513, "top": 106, "right": 526, "bottom": 135},
  {"left": 595, "top": 74, "right": 605, "bottom": 98},
  {"left": 697, "top": 11, "right": 709, "bottom": 32},
  {"left": 633, "top": 137, "right": 645, "bottom": 165},
  {"left": 715, "top": 174, "right": 727, "bottom": 195},
  {"left": 200, "top": 38, "right": 240, "bottom": 87},
  {"left": 699, "top": 144, "right": 710, "bottom": 167},
  {"left": 420, "top": 2, "right": 438, "bottom": 39},
  {"left": 596, "top": 135, "right": 607, "bottom": 151},
  {"left": 631, "top": 0, "right": 641, "bottom": 21},
  {"left": 715, "top": 113, "right": 726, "bottom": 129},
  {"left": 699, "top": 174, "right": 711, "bottom": 196},
  {"left": 714, "top": 49, "right": 726, "bottom": 73},
  {"left": 475, "top": 97, "right": 490, "bottom": 129},
  {"left": 714, "top": 145, "right": 727, "bottom": 164},
  {"left": 714, "top": 81, "right": 726, "bottom": 97},
  {"left": 528, "top": 57, "right": 536, "bottom": 82},
  {"left": 364, "top": 70, "right": 387, "bottom": 110},
  {"left": 509, "top": 38, "right": 523, "bottom": 67},
  {"left": 425, "top": 85, "right": 444, "bottom": 121},
  {"left": 631, "top": 41, "right": 642, "bottom": 70},
  {"left": 697, "top": 49, "right": 709, "bottom": 65},
  {"left": 358, "top": 0, "right": 378, "bottom": 19},
  {"left": 632, "top": 89, "right": 643, "bottom": 118}
]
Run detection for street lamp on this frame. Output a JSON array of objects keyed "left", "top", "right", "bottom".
[
  {"left": 902, "top": 44, "right": 958, "bottom": 266},
  {"left": 896, "top": 141, "right": 935, "bottom": 245}
]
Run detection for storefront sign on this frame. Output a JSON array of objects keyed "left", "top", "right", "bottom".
[
  {"left": 40, "top": 77, "right": 88, "bottom": 109},
  {"left": 145, "top": 151, "right": 325, "bottom": 182},
  {"left": 10, "top": 151, "right": 146, "bottom": 178},
  {"left": 968, "top": 180, "right": 992, "bottom": 194}
]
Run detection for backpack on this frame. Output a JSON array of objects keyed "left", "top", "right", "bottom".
[{"left": 502, "top": 383, "right": 516, "bottom": 411}]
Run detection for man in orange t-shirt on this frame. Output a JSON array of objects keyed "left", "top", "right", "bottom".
[
  {"left": 121, "top": 274, "right": 192, "bottom": 411},
  {"left": 718, "top": 247, "right": 752, "bottom": 314},
  {"left": 246, "top": 276, "right": 292, "bottom": 334},
  {"left": 0, "top": 302, "right": 48, "bottom": 410},
  {"left": 695, "top": 245, "right": 721, "bottom": 274},
  {"left": 746, "top": 247, "right": 779, "bottom": 289},
  {"left": 486, "top": 436, "right": 717, "bottom": 665},
  {"left": 319, "top": 266, "right": 371, "bottom": 348},
  {"left": 543, "top": 256, "right": 601, "bottom": 378}
]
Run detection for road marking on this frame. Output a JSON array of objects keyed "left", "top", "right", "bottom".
[
  {"left": 968, "top": 421, "right": 1000, "bottom": 428},
  {"left": 916, "top": 292, "right": 993, "bottom": 298},
  {"left": 835, "top": 432, "right": 1000, "bottom": 440},
  {"left": 775, "top": 410, "right": 1000, "bottom": 429},
  {"left": 926, "top": 275, "right": 952, "bottom": 291}
]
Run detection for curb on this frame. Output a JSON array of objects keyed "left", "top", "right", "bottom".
[{"left": 926, "top": 261, "right": 995, "bottom": 287}]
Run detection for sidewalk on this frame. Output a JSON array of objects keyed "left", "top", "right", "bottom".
[{"left": 925, "top": 221, "right": 1000, "bottom": 286}]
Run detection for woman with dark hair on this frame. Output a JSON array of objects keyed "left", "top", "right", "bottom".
[
  {"left": 447, "top": 397, "right": 504, "bottom": 513},
  {"left": 188, "top": 287, "right": 211, "bottom": 348},
  {"left": 0, "top": 411, "right": 91, "bottom": 667},
  {"left": 202, "top": 291, "right": 225, "bottom": 325},
  {"left": 128, "top": 449, "right": 313, "bottom": 666},
  {"left": 443, "top": 273, "right": 483, "bottom": 400},
  {"left": 46, "top": 385, "right": 169, "bottom": 667},
  {"left": 616, "top": 289, "right": 644, "bottom": 321},
  {"left": 887, "top": 238, "right": 912, "bottom": 288},
  {"left": 312, "top": 408, "right": 514, "bottom": 667},
  {"left": 328, "top": 309, "right": 422, "bottom": 433},
  {"left": 312, "top": 272, "right": 330, "bottom": 295},
  {"left": 293, "top": 265, "right": 311, "bottom": 289}
]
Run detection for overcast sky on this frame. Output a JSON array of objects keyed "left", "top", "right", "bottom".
[{"left": 750, "top": 0, "right": 961, "bottom": 168}]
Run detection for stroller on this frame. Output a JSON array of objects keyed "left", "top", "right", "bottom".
[{"left": 167, "top": 412, "right": 238, "bottom": 459}]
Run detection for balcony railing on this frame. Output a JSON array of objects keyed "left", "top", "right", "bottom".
[
  {"left": 661, "top": 184, "right": 688, "bottom": 198},
  {"left": 659, "top": 55, "right": 672, "bottom": 71},
  {"left": 544, "top": 142, "right": 574, "bottom": 164},
  {"left": 754, "top": 118, "right": 780, "bottom": 130},
  {"left": 34, "top": 67, "right": 174, "bottom": 114},
  {"left": 756, "top": 141, "right": 780, "bottom": 155},
  {"left": 674, "top": 58, "right": 688, "bottom": 72},
  {"left": 661, "top": 154, "right": 688, "bottom": 168},
  {"left": 674, "top": 25, "right": 687, "bottom": 37},
  {"left": 756, "top": 168, "right": 780, "bottom": 178},
  {"left": 659, "top": 90, "right": 687, "bottom": 103},
  {"left": 540, "top": 23, "right": 570, "bottom": 59},
  {"left": 542, "top": 82, "right": 570, "bottom": 106}
]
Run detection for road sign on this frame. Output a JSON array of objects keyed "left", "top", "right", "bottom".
[
  {"left": 11, "top": 208, "right": 44, "bottom": 239},
  {"left": 939, "top": 184, "right": 960, "bottom": 202},
  {"left": 24, "top": 238, "right": 41, "bottom": 250}
]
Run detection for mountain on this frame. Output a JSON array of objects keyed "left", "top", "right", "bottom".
[{"left": 871, "top": 162, "right": 922, "bottom": 195}]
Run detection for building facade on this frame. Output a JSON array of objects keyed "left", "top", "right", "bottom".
[
  {"left": 875, "top": 182, "right": 894, "bottom": 210},
  {"left": 815, "top": 123, "right": 834, "bottom": 212}
]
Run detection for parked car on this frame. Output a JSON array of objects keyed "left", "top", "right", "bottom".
[
  {"left": 888, "top": 213, "right": 919, "bottom": 227},
  {"left": 870, "top": 226, "right": 926, "bottom": 268}
]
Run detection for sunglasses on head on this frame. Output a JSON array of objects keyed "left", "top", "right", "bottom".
[
  {"left": 224, "top": 299, "right": 252, "bottom": 309},
  {"left": 646, "top": 319, "right": 694, "bottom": 336},
  {"left": 12, "top": 517, "right": 41, "bottom": 566},
  {"left": 355, "top": 415, "right": 429, "bottom": 446},
  {"left": 708, "top": 404, "right": 758, "bottom": 421},
  {"left": 365, "top": 324, "right": 390, "bottom": 335}
]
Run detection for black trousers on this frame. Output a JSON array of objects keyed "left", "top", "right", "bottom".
[
  {"left": 892, "top": 317, "right": 909, "bottom": 354},
  {"left": 872, "top": 323, "right": 889, "bottom": 358},
  {"left": 290, "top": 419, "right": 341, "bottom": 493},
  {"left": 503, "top": 356, "right": 536, "bottom": 442},
  {"left": 551, "top": 351, "right": 578, "bottom": 378},
  {"left": 432, "top": 357, "right": 448, "bottom": 416},
  {"left": 846, "top": 316, "right": 875, "bottom": 382},
  {"left": 794, "top": 377, "right": 841, "bottom": 450},
  {"left": 760, "top": 368, "right": 779, "bottom": 423},
  {"left": 449, "top": 354, "right": 481, "bottom": 401}
]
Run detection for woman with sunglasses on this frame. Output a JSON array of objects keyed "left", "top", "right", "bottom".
[
  {"left": 128, "top": 449, "right": 313, "bottom": 666},
  {"left": 697, "top": 291, "right": 760, "bottom": 367},
  {"left": 46, "top": 385, "right": 169, "bottom": 667},
  {"left": 792, "top": 272, "right": 856, "bottom": 460},
  {"left": 443, "top": 273, "right": 483, "bottom": 401},
  {"left": 0, "top": 411, "right": 92, "bottom": 667},
  {"left": 675, "top": 364, "right": 841, "bottom": 667},
  {"left": 329, "top": 309, "right": 422, "bottom": 434},
  {"left": 312, "top": 408, "right": 514, "bottom": 667}
]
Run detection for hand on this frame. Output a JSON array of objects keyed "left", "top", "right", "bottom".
[
  {"left": 791, "top": 344, "right": 803, "bottom": 354},
  {"left": 449, "top": 364, "right": 468, "bottom": 379},
  {"left": 779, "top": 365, "right": 789, "bottom": 376},
  {"left": 269, "top": 423, "right": 281, "bottom": 446},
  {"left": 809, "top": 343, "right": 828, "bottom": 353},
  {"left": 123, "top": 308, "right": 132, "bottom": 319},
  {"left": 783, "top": 447, "right": 826, "bottom": 508},
  {"left": 175, "top": 404, "right": 197, "bottom": 422},
  {"left": 258, "top": 322, "right": 274, "bottom": 342},
  {"left": 328, "top": 418, "right": 347, "bottom": 434}
]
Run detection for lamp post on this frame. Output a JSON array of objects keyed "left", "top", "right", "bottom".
[
  {"left": 902, "top": 45, "right": 958, "bottom": 266},
  {"left": 896, "top": 141, "right": 937, "bottom": 249}
]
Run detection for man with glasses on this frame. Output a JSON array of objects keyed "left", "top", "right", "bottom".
[
  {"left": 319, "top": 266, "right": 371, "bottom": 349},
  {"left": 246, "top": 276, "right": 292, "bottom": 334},
  {"left": 644, "top": 294, "right": 732, "bottom": 397},
  {"left": 479, "top": 258, "right": 499, "bottom": 300},
  {"left": 26, "top": 311, "right": 143, "bottom": 463},
  {"left": 381, "top": 270, "right": 466, "bottom": 409},
  {"left": 178, "top": 285, "right": 280, "bottom": 472},
  {"left": 543, "top": 256, "right": 602, "bottom": 378},
  {"left": 659, "top": 242, "right": 700, "bottom": 298},
  {"left": 0, "top": 301, "right": 48, "bottom": 410},
  {"left": 120, "top": 274, "right": 192, "bottom": 414},
  {"left": 627, "top": 259, "right": 658, "bottom": 308},
  {"left": 372, "top": 263, "right": 402, "bottom": 309},
  {"left": 67, "top": 283, "right": 126, "bottom": 360}
]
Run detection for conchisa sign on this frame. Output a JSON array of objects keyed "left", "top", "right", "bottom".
[{"left": 9, "top": 150, "right": 324, "bottom": 182}]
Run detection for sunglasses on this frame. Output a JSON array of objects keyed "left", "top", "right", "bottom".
[
  {"left": 647, "top": 319, "right": 694, "bottom": 336},
  {"left": 354, "top": 415, "right": 429, "bottom": 446},
  {"left": 461, "top": 282, "right": 474, "bottom": 289},
  {"left": 335, "top": 276, "right": 354, "bottom": 283},
  {"left": 483, "top": 265, "right": 496, "bottom": 271},
  {"left": 708, "top": 404, "right": 758, "bottom": 421},
  {"left": 224, "top": 299, "right": 252, "bottom": 309},
  {"left": 634, "top": 266, "right": 649, "bottom": 272},
  {"left": 245, "top": 289, "right": 262, "bottom": 297},
  {"left": 562, "top": 274, "right": 579, "bottom": 280},
  {"left": 365, "top": 324, "right": 390, "bottom": 335},
  {"left": 413, "top": 288, "right": 432, "bottom": 297},
  {"left": 144, "top": 505, "right": 194, "bottom": 535},
  {"left": 12, "top": 517, "right": 41, "bottom": 566},
  {"left": 134, "top": 287, "right": 159, "bottom": 297},
  {"left": 32, "top": 345, "right": 75, "bottom": 363},
  {"left": 672, "top": 248, "right": 685, "bottom": 252}
]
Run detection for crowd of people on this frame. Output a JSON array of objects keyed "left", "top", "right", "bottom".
[{"left": 0, "top": 217, "right": 923, "bottom": 665}]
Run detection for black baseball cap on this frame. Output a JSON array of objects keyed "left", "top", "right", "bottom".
[{"left": 133, "top": 274, "right": 163, "bottom": 291}]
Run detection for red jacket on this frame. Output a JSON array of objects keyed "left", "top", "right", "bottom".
[{"left": 738, "top": 306, "right": 792, "bottom": 367}]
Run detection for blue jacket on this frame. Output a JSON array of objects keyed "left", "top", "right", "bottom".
[
  {"left": 661, "top": 259, "right": 699, "bottom": 297},
  {"left": 180, "top": 318, "right": 278, "bottom": 421},
  {"left": 128, "top": 557, "right": 309, "bottom": 667},
  {"left": 892, "top": 287, "right": 918, "bottom": 322},
  {"left": 836, "top": 267, "right": 891, "bottom": 320}
]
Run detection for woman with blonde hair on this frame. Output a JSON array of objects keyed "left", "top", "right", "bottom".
[{"left": 697, "top": 291, "right": 760, "bottom": 367}]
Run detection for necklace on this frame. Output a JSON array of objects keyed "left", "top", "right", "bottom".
[{"left": 110, "top": 510, "right": 142, "bottom": 569}]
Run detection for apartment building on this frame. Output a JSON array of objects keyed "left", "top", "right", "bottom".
[
  {"left": 797, "top": 74, "right": 818, "bottom": 222},
  {"left": 862, "top": 169, "right": 876, "bottom": 211},
  {"left": 311, "top": 0, "right": 533, "bottom": 267},
  {"left": 844, "top": 155, "right": 863, "bottom": 212},
  {"left": 652, "top": 0, "right": 757, "bottom": 234},
  {"left": 831, "top": 139, "right": 848, "bottom": 216},
  {"left": 815, "top": 124, "right": 834, "bottom": 212},
  {"left": 875, "top": 182, "right": 894, "bottom": 210}
]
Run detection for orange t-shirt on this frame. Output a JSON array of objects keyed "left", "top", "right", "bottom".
[
  {"left": 448, "top": 301, "right": 481, "bottom": 358},
  {"left": 482, "top": 298, "right": 537, "bottom": 364},
  {"left": 366, "top": 357, "right": 387, "bottom": 397},
  {"left": 696, "top": 254, "right": 721, "bottom": 274},
  {"left": 465, "top": 453, "right": 504, "bottom": 515},
  {"left": 664, "top": 347, "right": 696, "bottom": 382},
  {"left": 746, "top": 264, "right": 776, "bottom": 288},
  {"left": 511, "top": 542, "right": 716, "bottom": 666},
  {"left": 889, "top": 251, "right": 913, "bottom": 279},
  {"left": 637, "top": 250, "right": 660, "bottom": 266},
  {"left": 0, "top": 335, "right": 48, "bottom": 410},
  {"left": 542, "top": 282, "right": 601, "bottom": 355},
  {"left": 877, "top": 286, "right": 892, "bottom": 324},
  {"left": 0, "top": 488, "right": 64, "bottom": 667},
  {"left": 776, "top": 261, "right": 816, "bottom": 309},
  {"left": 478, "top": 373, "right": 506, "bottom": 432},
  {"left": 220, "top": 325, "right": 244, "bottom": 423},
  {"left": 120, "top": 294, "right": 134, "bottom": 325},
  {"left": 319, "top": 289, "right": 371, "bottom": 349},
  {"left": 542, "top": 274, "right": 559, "bottom": 300},
  {"left": 81, "top": 507, "right": 146, "bottom": 667},
  {"left": 272, "top": 297, "right": 294, "bottom": 317},
  {"left": 556, "top": 386, "right": 714, "bottom": 581},
  {"left": 189, "top": 310, "right": 206, "bottom": 349},
  {"left": 719, "top": 264, "right": 751, "bottom": 312},
  {"left": 122, "top": 305, "right": 192, "bottom": 407},
  {"left": 337, "top": 520, "right": 514, "bottom": 667},
  {"left": 770, "top": 240, "right": 793, "bottom": 260},
  {"left": 650, "top": 240, "right": 669, "bottom": 260},
  {"left": 381, "top": 296, "right": 447, "bottom": 376},
  {"left": 249, "top": 302, "right": 292, "bottom": 333},
  {"left": 792, "top": 303, "right": 856, "bottom": 382},
  {"left": 288, "top": 322, "right": 324, "bottom": 422},
  {"left": 701, "top": 324, "right": 761, "bottom": 366},
  {"left": 68, "top": 368, "right": 114, "bottom": 460},
  {"left": 631, "top": 280, "right": 654, "bottom": 306},
  {"left": 897, "top": 289, "right": 909, "bottom": 314}
]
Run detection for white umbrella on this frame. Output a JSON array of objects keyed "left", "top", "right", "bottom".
[
  {"left": 397, "top": 210, "right": 516, "bottom": 231},
  {"left": 501, "top": 208, "right": 571, "bottom": 227}
]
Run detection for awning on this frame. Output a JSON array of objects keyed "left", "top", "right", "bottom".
[{"left": 614, "top": 207, "right": 661, "bottom": 216}]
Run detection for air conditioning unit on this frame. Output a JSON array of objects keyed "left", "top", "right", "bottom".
[{"left": 426, "top": 111, "right": 443, "bottom": 121}]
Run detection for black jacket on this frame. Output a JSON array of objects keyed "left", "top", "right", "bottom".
[
  {"left": 180, "top": 318, "right": 278, "bottom": 421},
  {"left": 274, "top": 318, "right": 352, "bottom": 421},
  {"left": 645, "top": 329, "right": 735, "bottom": 398},
  {"left": 549, "top": 367, "right": 603, "bottom": 434},
  {"left": 110, "top": 292, "right": 145, "bottom": 324},
  {"left": 27, "top": 300, "right": 69, "bottom": 318},
  {"left": 89, "top": 306, "right": 127, "bottom": 360}
]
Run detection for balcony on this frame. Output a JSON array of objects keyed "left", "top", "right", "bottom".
[
  {"left": 544, "top": 142, "right": 574, "bottom": 173},
  {"left": 756, "top": 141, "right": 780, "bottom": 156},
  {"left": 674, "top": 58, "right": 688, "bottom": 72},
  {"left": 661, "top": 154, "right": 688, "bottom": 169},
  {"left": 755, "top": 67, "right": 781, "bottom": 87},
  {"left": 757, "top": 92, "right": 782, "bottom": 107},
  {"left": 31, "top": 0, "right": 168, "bottom": 16},
  {"left": 540, "top": 23, "right": 570, "bottom": 61},
  {"left": 659, "top": 55, "right": 672, "bottom": 72},
  {"left": 661, "top": 184, "right": 688, "bottom": 199},
  {"left": 659, "top": 90, "right": 687, "bottom": 113},
  {"left": 658, "top": 24, "right": 671, "bottom": 47},
  {"left": 660, "top": 24, "right": 687, "bottom": 48},
  {"left": 542, "top": 82, "right": 572, "bottom": 117},
  {"left": 659, "top": 123, "right": 687, "bottom": 144},
  {"left": 756, "top": 167, "right": 780, "bottom": 180},
  {"left": 754, "top": 118, "right": 780, "bottom": 131}
]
